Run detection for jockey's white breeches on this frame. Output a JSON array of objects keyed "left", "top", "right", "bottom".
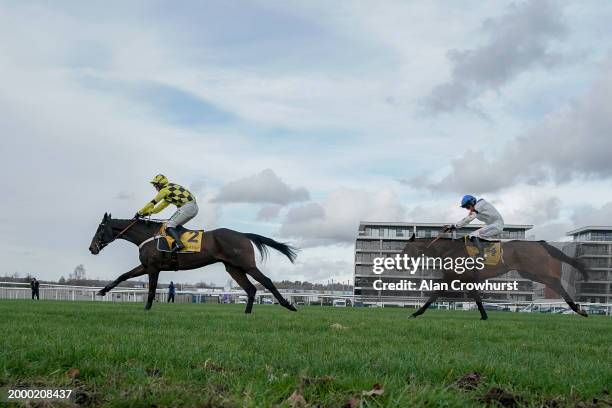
[
  {"left": 166, "top": 201, "right": 198, "bottom": 228},
  {"left": 469, "top": 223, "right": 504, "bottom": 239}
]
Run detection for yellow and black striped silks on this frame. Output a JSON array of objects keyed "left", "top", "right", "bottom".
[{"left": 138, "top": 183, "right": 195, "bottom": 216}]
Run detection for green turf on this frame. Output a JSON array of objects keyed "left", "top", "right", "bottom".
[{"left": 0, "top": 300, "right": 610, "bottom": 407}]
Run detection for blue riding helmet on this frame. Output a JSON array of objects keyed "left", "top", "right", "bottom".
[{"left": 460, "top": 195, "right": 477, "bottom": 208}]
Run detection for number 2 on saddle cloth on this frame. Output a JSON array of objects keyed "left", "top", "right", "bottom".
[
  {"left": 464, "top": 236, "right": 503, "bottom": 266},
  {"left": 157, "top": 224, "right": 204, "bottom": 253}
]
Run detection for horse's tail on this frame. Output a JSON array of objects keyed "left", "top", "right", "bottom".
[
  {"left": 539, "top": 241, "right": 589, "bottom": 281},
  {"left": 244, "top": 233, "right": 298, "bottom": 263}
]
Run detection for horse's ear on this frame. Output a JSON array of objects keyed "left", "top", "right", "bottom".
[
  {"left": 108, "top": 213, "right": 112, "bottom": 219},
  {"left": 103, "top": 212, "right": 108, "bottom": 221},
  {"left": 408, "top": 233, "right": 415, "bottom": 242}
]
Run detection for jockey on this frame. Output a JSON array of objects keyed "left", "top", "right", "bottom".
[
  {"left": 135, "top": 174, "right": 198, "bottom": 252},
  {"left": 444, "top": 195, "right": 504, "bottom": 258}
]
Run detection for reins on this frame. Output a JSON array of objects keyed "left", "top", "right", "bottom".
[
  {"left": 426, "top": 231, "right": 452, "bottom": 248},
  {"left": 426, "top": 236, "right": 442, "bottom": 249},
  {"left": 111, "top": 219, "right": 139, "bottom": 242}
]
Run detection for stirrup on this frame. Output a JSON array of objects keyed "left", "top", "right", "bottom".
[
  {"left": 166, "top": 227, "right": 184, "bottom": 252},
  {"left": 470, "top": 237, "right": 484, "bottom": 257},
  {"left": 171, "top": 240, "right": 184, "bottom": 253}
]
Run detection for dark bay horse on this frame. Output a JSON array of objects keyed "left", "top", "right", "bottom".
[
  {"left": 89, "top": 213, "right": 298, "bottom": 313},
  {"left": 403, "top": 235, "right": 589, "bottom": 320}
]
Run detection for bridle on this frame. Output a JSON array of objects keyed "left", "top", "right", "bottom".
[{"left": 95, "top": 219, "right": 139, "bottom": 252}]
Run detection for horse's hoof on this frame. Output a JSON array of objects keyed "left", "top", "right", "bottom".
[
  {"left": 576, "top": 305, "right": 588, "bottom": 317},
  {"left": 409, "top": 314, "right": 418, "bottom": 319},
  {"left": 480, "top": 317, "right": 488, "bottom": 321}
]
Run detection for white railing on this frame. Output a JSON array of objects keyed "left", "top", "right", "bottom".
[
  {"left": 0, "top": 282, "right": 175, "bottom": 303},
  {"left": 1, "top": 282, "right": 610, "bottom": 315}
]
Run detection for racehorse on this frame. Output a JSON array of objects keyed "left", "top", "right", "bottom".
[
  {"left": 403, "top": 235, "right": 589, "bottom": 320},
  {"left": 89, "top": 213, "right": 298, "bottom": 313}
]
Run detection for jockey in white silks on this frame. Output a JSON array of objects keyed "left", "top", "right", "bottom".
[{"left": 444, "top": 195, "right": 505, "bottom": 258}]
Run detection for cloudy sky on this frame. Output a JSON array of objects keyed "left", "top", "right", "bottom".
[{"left": 2, "top": 0, "right": 612, "bottom": 285}]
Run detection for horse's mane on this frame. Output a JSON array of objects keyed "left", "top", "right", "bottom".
[
  {"left": 110, "top": 218, "right": 164, "bottom": 230},
  {"left": 137, "top": 218, "right": 165, "bottom": 225},
  {"left": 411, "top": 235, "right": 461, "bottom": 242}
]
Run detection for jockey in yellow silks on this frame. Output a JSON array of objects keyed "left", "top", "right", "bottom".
[{"left": 136, "top": 174, "right": 198, "bottom": 252}]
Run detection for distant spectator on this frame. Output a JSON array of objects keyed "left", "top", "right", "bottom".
[
  {"left": 30, "top": 278, "right": 40, "bottom": 300},
  {"left": 168, "top": 281, "right": 176, "bottom": 303}
]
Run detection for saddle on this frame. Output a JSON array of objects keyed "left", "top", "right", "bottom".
[
  {"left": 464, "top": 236, "right": 503, "bottom": 266},
  {"left": 157, "top": 224, "right": 204, "bottom": 253}
]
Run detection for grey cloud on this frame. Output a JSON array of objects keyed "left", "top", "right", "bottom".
[
  {"left": 424, "top": 0, "right": 568, "bottom": 113},
  {"left": 114, "top": 191, "right": 134, "bottom": 200},
  {"left": 256, "top": 205, "right": 283, "bottom": 221},
  {"left": 410, "top": 62, "right": 612, "bottom": 193},
  {"left": 211, "top": 169, "right": 309, "bottom": 205},
  {"left": 525, "top": 202, "right": 612, "bottom": 241},
  {"left": 285, "top": 203, "right": 325, "bottom": 223},
  {"left": 279, "top": 188, "right": 406, "bottom": 247},
  {"left": 508, "top": 196, "right": 561, "bottom": 225},
  {"left": 189, "top": 180, "right": 206, "bottom": 194},
  {"left": 404, "top": 204, "right": 455, "bottom": 224},
  {"left": 398, "top": 174, "right": 428, "bottom": 189},
  {"left": 530, "top": 222, "right": 569, "bottom": 241},
  {"left": 571, "top": 202, "right": 612, "bottom": 228},
  {"left": 530, "top": 201, "right": 612, "bottom": 241},
  {"left": 500, "top": 194, "right": 564, "bottom": 240}
]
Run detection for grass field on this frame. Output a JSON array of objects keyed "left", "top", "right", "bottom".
[{"left": 0, "top": 300, "right": 610, "bottom": 407}]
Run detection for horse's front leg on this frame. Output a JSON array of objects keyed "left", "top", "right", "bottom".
[
  {"left": 145, "top": 268, "right": 160, "bottom": 311},
  {"left": 411, "top": 290, "right": 444, "bottom": 318},
  {"left": 469, "top": 290, "right": 488, "bottom": 320},
  {"left": 97, "top": 265, "right": 146, "bottom": 296}
]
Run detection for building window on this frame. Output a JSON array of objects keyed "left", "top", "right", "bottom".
[
  {"left": 591, "top": 232, "right": 612, "bottom": 241},
  {"left": 587, "top": 258, "right": 608, "bottom": 268}
]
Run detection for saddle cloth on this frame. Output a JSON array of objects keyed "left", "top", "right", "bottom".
[
  {"left": 464, "top": 236, "right": 503, "bottom": 266},
  {"left": 157, "top": 224, "right": 203, "bottom": 253}
]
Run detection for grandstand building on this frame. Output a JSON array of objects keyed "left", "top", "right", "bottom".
[
  {"left": 564, "top": 227, "right": 612, "bottom": 304},
  {"left": 353, "top": 221, "right": 534, "bottom": 305}
]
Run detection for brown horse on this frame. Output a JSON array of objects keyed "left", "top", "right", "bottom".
[
  {"left": 89, "top": 213, "right": 298, "bottom": 313},
  {"left": 402, "top": 235, "right": 589, "bottom": 320}
]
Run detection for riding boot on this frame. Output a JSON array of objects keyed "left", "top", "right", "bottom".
[
  {"left": 167, "top": 227, "right": 184, "bottom": 253},
  {"left": 470, "top": 236, "right": 485, "bottom": 259}
]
